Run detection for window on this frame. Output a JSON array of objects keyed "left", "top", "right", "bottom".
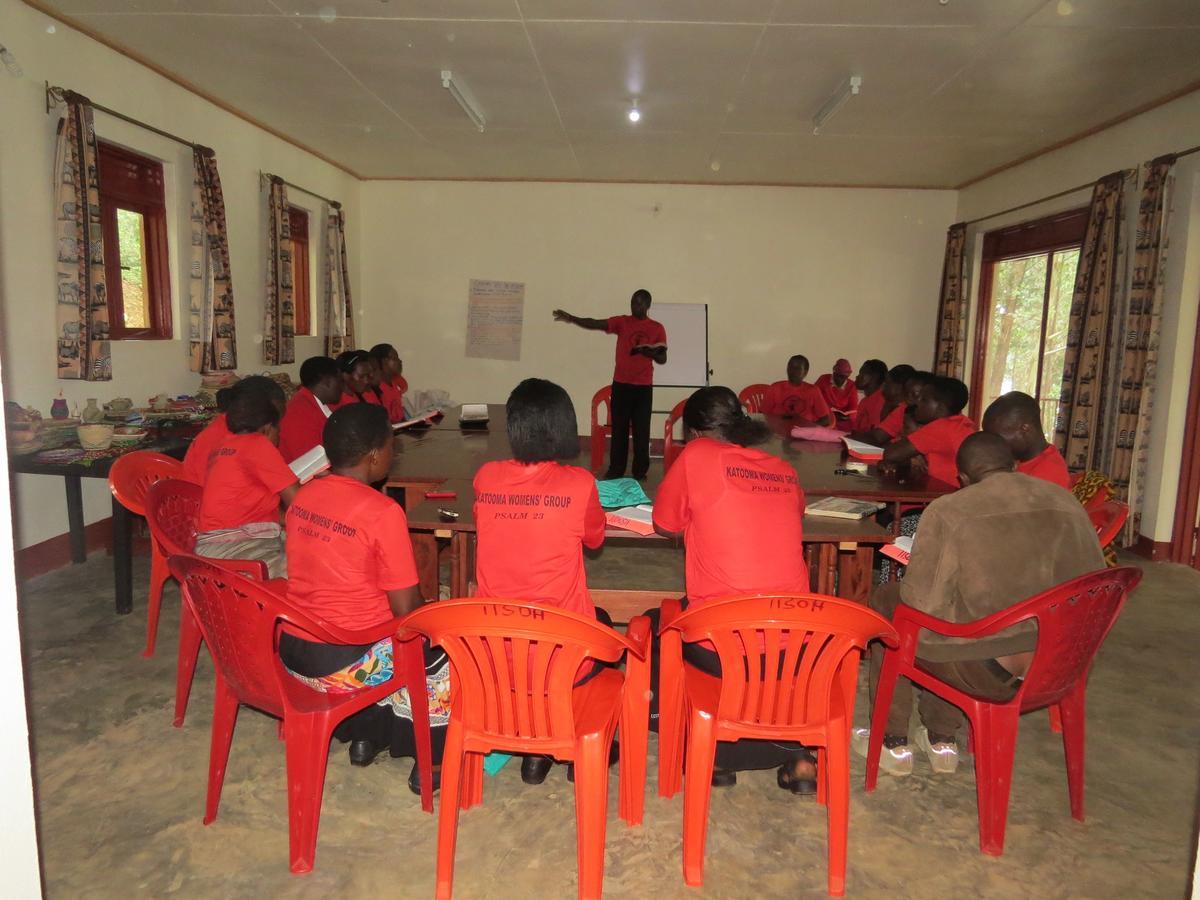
[
  {"left": 970, "top": 209, "right": 1089, "bottom": 432},
  {"left": 97, "top": 142, "right": 172, "bottom": 339},
  {"left": 288, "top": 205, "right": 311, "bottom": 335}
]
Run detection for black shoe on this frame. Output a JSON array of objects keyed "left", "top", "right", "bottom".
[
  {"left": 711, "top": 768, "right": 737, "bottom": 788},
  {"left": 349, "top": 740, "right": 381, "bottom": 767},
  {"left": 521, "top": 755, "right": 554, "bottom": 785},
  {"left": 776, "top": 750, "right": 818, "bottom": 796},
  {"left": 408, "top": 762, "right": 441, "bottom": 796}
]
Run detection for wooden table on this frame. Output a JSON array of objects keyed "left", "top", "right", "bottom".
[
  {"left": 9, "top": 423, "right": 199, "bottom": 613},
  {"left": 387, "top": 405, "right": 950, "bottom": 608}
]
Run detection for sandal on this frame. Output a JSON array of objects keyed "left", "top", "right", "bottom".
[{"left": 776, "top": 750, "right": 818, "bottom": 795}]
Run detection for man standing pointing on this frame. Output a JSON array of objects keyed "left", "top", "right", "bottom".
[{"left": 553, "top": 289, "right": 667, "bottom": 480}]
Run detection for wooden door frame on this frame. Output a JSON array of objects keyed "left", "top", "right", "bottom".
[{"left": 1169, "top": 289, "right": 1200, "bottom": 566}]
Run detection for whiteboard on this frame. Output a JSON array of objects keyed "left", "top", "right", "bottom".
[{"left": 652, "top": 303, "right": 709, "bottom": 387}]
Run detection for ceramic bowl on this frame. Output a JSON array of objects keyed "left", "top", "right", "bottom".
[
  {"left": 76, "top": 424, "right": 115, "bottom": 450},
  {"left": 111, "top": 428, "right": 147, "bottom": 447}
]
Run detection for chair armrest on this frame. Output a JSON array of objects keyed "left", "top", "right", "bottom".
[
  {"left": 624, "top": 614, "right": 652, "bottom": 662},
  {"left": 207, "top": 557, "right": 269, "bottom": 581},
  {"left": 892, "top": 600, "right": 1031, "bottom": 641},
  {"left": 658, "top": 597, "right": 683, "bottom": 633}
]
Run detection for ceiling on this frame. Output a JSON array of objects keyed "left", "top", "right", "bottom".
[{"left": 31, "top": 0, "right": 1200, "bottom": 186}]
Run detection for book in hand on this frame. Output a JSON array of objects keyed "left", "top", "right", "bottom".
[
  {"left": 459, "top": 403, "right": 490, "bottom": 429},
  {"left": 393, "top": 410, "right": 441, "bottom": 432},
  {"left": 841, "top": 436, "right": 884, "bottom": 461},
  {"left": 605, "top": 504, "right": 655, "bottom": 536},
  {"left": 880, "top": 535, "right": 914, "bottom": 566},
  {"left": 289, "top": 444, "right": 330, "bottom": 484},
  {"left": 805, "top": 496, "right": 885, "bottom": 520}
]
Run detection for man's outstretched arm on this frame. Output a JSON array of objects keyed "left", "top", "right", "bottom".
[{"left": 553, "top": 309, "right": 608, "bottom": 331}]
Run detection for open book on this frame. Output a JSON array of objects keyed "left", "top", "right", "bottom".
[
  {"left": 289, "top": 444, "right": 330, "bottom": 484},
  {"left": 880, "top": 535, "right": 914, "bottom": 566},
  {"left": 842, "top": 436, "right": 884, "bottom": 461},
  {"left": 605, "top": 504, "right": 655, "bottom": 535},
  {"left": 393, "top": 410, "right": 441, "bottom": 432},
  {"left": 806, "top": 497, "right": 885, "bottom": 520}
]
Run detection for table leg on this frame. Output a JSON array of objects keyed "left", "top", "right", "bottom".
[
  {"left": 112, "top": 496, "right": 133, "bottom": 615},
  {"left": 837, "top": 545, "right": 875, "bottom": 603},
  {"left": 448, "top": 532, "right": 472, "bottom": 598},
  {"left": 65, "top": 475, "right": 86, "bottom": 564},
  {"left": 412, "top": 532, "right": 440, "bottom": 600},
  {"left": 817, "top": 544, "right": 838, "bottom": 594}
]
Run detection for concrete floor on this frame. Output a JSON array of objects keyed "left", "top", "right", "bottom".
[{"left": 18, "top": 545, "right": 1200, "bottom": 898}]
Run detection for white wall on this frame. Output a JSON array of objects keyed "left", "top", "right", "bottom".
[
  {"left": 358, "top": 181, "right": 957, "bottom": 432},
  {"left": 0, "top": 0, "right": 361, "bottom": 548},
  {"left": 956, "top": 90, "right": 1200, "bottom": 544}
]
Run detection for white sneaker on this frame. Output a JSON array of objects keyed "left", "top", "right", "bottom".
[
  {"left": 915, "top": 726, "right": 960, "bottom": 774},
  {"left": 851, "top": 727, "right": 913, "bottom": 777}
]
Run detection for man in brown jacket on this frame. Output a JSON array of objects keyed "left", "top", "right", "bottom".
[{"left": 854, "top": 432, "right": 1106, "bottom": 776}]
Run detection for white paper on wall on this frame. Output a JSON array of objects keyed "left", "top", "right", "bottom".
[{"left": 465, "top": 279, "right": 525, "bottom": 361}]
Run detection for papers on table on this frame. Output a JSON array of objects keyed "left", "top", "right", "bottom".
[
  {"left": 841, "top": 436, "right": 884, "bottom": 461},
  {"left": 394, "top": 410, "right": 441, "bottom": 432},
  {"left": 605, "top": 504, "right": 655, "bottom": 535}
]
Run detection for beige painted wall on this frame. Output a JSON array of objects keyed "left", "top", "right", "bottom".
[
  {"left": 357, "top": 180, "right": 957, "bottom": 442},
  {"left": 0, "top": 0, "right": 361, "bottom": 548},
  {"left": 956, "top": 89, "right": 1200, "bottom": 543}
]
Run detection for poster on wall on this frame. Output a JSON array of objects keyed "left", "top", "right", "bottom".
[{"left": 465, "top": 279, "right": 525, "bottom": 361}]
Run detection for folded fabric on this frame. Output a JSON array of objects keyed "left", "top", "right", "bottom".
[
  {"left": 595, "top": 477, "right": 652, "bottom": 509},
  {"left": 484, "top": 752, "right": 512, "bottom": 776},
  {"left": 789, "top": 425, "right": 842, "bottom": 443}
]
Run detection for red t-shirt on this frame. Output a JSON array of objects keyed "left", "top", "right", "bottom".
[
  {"left": 908, "top": 414, "right": 978, "bottom": 487},
  {"left": 878, "top": 402, "right": 906, "bottom": 439},
  {"left": 653, "top": 437, "right": 809, "bottom": 608},
  {"left": 606, "top": 316, "right": 667, "bottom": 386},
  {"left": 285, "top": 475, "right": 418, "bottom": 631},
  {"left": 815, "top": 374, "right": 858, "bottom": 417},
  {"left": 393, "top": 374, "right": 409, "bottom": 394},
  {"left": 762, "top": 381, "right": 831, "bottom": 422},
  {"left": 278, "top": 387, "right": 331, "bottom": 464},
  {"left": 198, "top": 432, "right": 297, "bottom": 531},
  {"left": 473, "top": 460, "right": 606, "bottom": 618},
  {"left": 1017, "top": 444, "right": 1071, "bottom": 489},
  {"left": 377, "top": 380, "right": 406, "bottom": 424},
  {"left": 852, "top": 390, "right": 884, "bottom": 433},
  {"left": 183, "top": 414, "right": 229, "bottom": 485},
  {"left": 338, "top": 391, "right": 384, "bottom": 408}
]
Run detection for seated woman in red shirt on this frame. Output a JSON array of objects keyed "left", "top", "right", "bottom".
[
  {"left": 982, "top": 391, "right": 1070, "bottom": 488},
  {"left": 193, "top": 388, "right": 298, "bottom": 578},
  {"left": 883, "top": 376, "right": 977, "bottom": 486},
  {"left": 280, "top": 403, "right": 450, "bottom": 793},
  {"left": 472, "top": 378, "right": 611, "bottom": 785},
  {"left": 849, "top": 363, "right": 911, "bottom": 446},
  {"left": 761, "top": 355, "right": 831, "bottom": 425},
  {"left": 335, "top": 350, "right": 382, "bottom": 407},
  {"left": 278, "top": 356, "right": 344, "bottom": 463},
  {"left": 369, "top": 343, "right": 407, "bottom": 423},
  {"left": 183, "top": 376, "right": 285, "bottom": 485},
  {"left": 651, "top": 386, "right": 818, "bottom": 795},
  {"left": 815, "top": 358, "right": 858, "bottom": 430}
]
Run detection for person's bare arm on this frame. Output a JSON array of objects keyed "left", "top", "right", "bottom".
[
  {"left": 553, "top": 309, "right": 608, "bottom": 331},
  {"left": 654, "top": 522, "right": 682, "bottom": 539},
  {"left": 882, "top": 436, "right": 921, "bottom": 466},
  {"left": 851, "top": 426, "right": 894, "bottom": 446},
  {"left": 812, "top": 413, "right": 832, "bottom": 427},
  {"left": 632, "top": 345, "right": 667, "bottom": 364},
  {"left": 386, "top": 585, "right": 424, "bottom": 617}
]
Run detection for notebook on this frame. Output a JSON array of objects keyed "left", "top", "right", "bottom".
[
  {"left": 880, "top": 535, "right": 914, "bottom": 566},
  {"left": 605, "top": 504, "right": 655, "bottom": 535},
  {"left": 841, "top": 436, "right": 884, "bottom": 461},
  {"left": 289, "top": 444, "right": 330, "bottom": 484},
  {"left": 805, "top": 497, "right": 885, "bottom": 520},
  {"left": 459, "top": 403, "right": 490, "bottom": 429}
]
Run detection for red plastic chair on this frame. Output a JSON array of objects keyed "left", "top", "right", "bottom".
[
  {"left": 399, "top": 599, "right": 652, "bottom": 900},
  {"left": 1088, "top": 500, "right": 1128, "bottom": 550},
  {"left": 658, "top": 594, "right": 897, "bottom": 896},
  {"left": 168, "top": 556, "right": 435, "bottom": 874},
  {"left": 866, "top": 566, "right": 1143, "bottom": 856},
  {"left": 589, "top": 386, "right": 612, "bottom": 474},
  {"left": 662, "top": 398, "right": 687, "bottom": 472},
  {"left": 108, "top": 451, "right": 185, "bottom": 656},
  {"left": 145, "top": 479, "right": 268, "bottom": 727},
  {"left": 738, "top": 383, "right": 771, "bottom": 414}
]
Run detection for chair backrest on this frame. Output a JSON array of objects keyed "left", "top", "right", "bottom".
[
  {"left": 663, "top": 398, "right": 688, "bottom": 471},
  {"left": 972, "top": 567, "right": 1142, "bottom": 712},
  {"left": 738, "top": 384, "right": 771, "bottom": 414},
  {"left": 108, "top": 451, "right": 184, "bottom": 517},
  {"left": 400, "top": 600, "right": 643, "bottom": 749},
  {"left": 591, "top": 386, "right": 612, "bottom": 433},
  {"left": 665, "top": 595, "right": 897, "bottom": 731},
  {"left": 145, "top": 478, "right": 203, "bottom": 557},
  {"left": 1088, "top": 500, "right": 1128, "bottom": 549}
]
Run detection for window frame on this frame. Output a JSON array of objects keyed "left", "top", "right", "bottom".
[
  {"left": 97, "top": 141, "right": 173, "bottom": 341},
  {"left": 968, "top": 208, "right": 1090, "bottom": 423},
  {"left": 288, "top": 205, "right": 312, "bottom": 336}
]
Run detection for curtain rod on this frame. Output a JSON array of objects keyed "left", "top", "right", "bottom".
[
  {"left": 259, "top": 171, "right": 341, "bottom": 210},
  {"left": 45, "top": 83, "right": 213, "bottom": 155}
]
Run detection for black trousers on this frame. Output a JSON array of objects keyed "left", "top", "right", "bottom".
[{"left": 608, "top": 381, "right": 653, "bottom": 478}]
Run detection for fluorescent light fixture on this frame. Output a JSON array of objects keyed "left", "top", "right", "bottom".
[
  {"left": 441, "top": 69, "right": 485, "bottom": 132},
  {"left": 812, "top": 75, "right": 862, "bottom": 135}
]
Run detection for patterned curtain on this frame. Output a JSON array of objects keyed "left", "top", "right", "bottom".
[
  {"left": 187, "top": 147, "right": 237, "bottom": 373},
  {"left": 53, "top": 93, "right": 111, "bottom": 381},
  {"left": 933, "top": 223, "right": 968, "bottom": 378},
  {"left": 1055, "top": 171, "right": 1129, "bottom": 474},
  {"left": 1115, "top": 156, "right": 1175, "bottom": 539},
  {"left": 263, "top": 176, "right": 294, "bottom": 365},
  {"left": 323, "top": 205, "right": 355, "bottom": 356}
]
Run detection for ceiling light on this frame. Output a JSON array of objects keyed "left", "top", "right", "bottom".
[
  {"left": 710, "top": 159, "right": 721, "bottom": 172},
  {"left": 812, "top": 75, "right": 862, "bottom": 135},
  {"left": 1056, "top": 0, "right": 1073, "bottom": 15},
  {"left": 628, "top": 107, "right": 641, "bottom": 123},
  {"left": 441, "top": 70, "right": 485, "bottom": 132}
]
